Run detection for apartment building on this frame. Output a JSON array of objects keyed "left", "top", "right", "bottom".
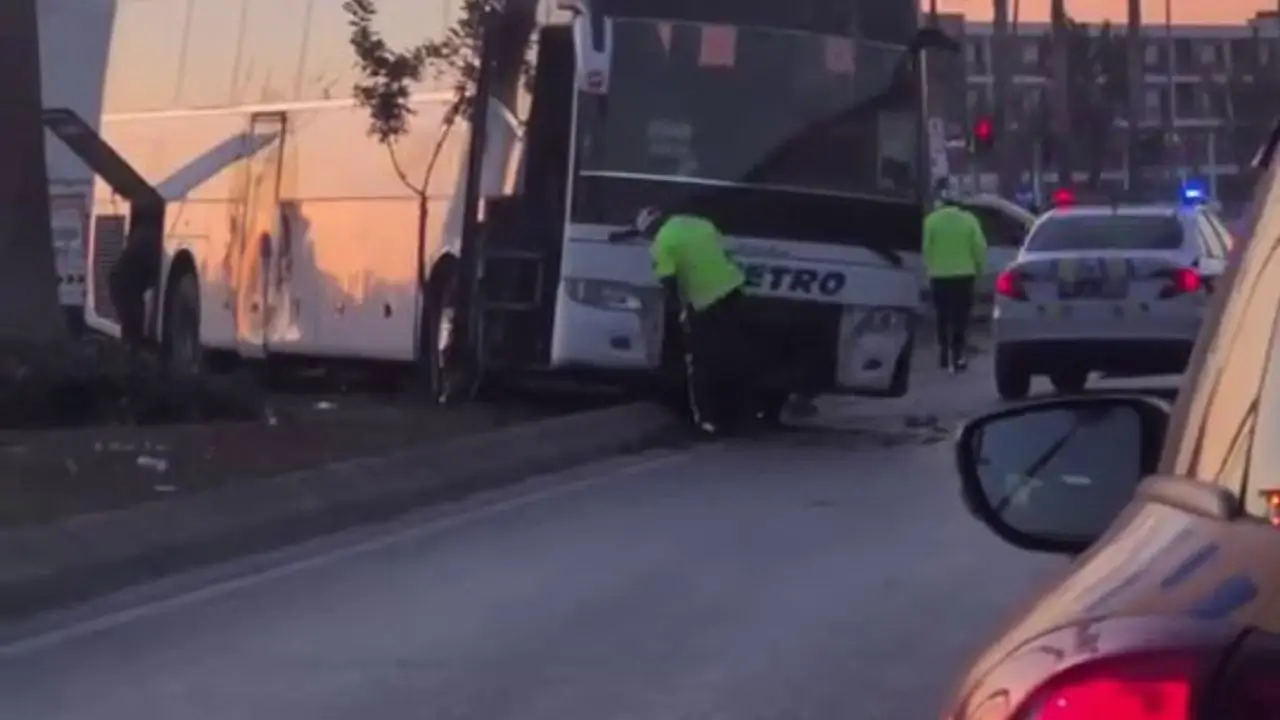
[{"left": 928, "top": 11, "right": 1280, "bottom": 200}]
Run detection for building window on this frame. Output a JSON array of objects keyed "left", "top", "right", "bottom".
[
  {"left": 1022, "top": 39, "right": 1038, "bottom": 65},
  {"left": 1175, "top": 83, "right": 1196, "bottom": 118},
  {"left": 1204, "top": 85, "right": 1228, "bottom": 118},
  {"left": 1199, "top": 41, "right": 1219, "bottom": 66},
  {"left": 1144, "top": 87, "right": 1162, "bottom": 121},
  {"left": 1144, "top": 40, "right": 1161, "bottom": 67},
  {"left": 968, "top": 39, "right": 988, "bottom": 74},
  {"left": 1174, "top": 38, "right": 1194, "bottom": 71}
]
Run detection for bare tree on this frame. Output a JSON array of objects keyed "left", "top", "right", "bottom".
[{"left": 0, "top": 0, "right": 69, "bottom": 348}]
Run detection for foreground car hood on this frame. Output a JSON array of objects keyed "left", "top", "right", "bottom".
[{"left": 946, "top": 501, "right": 1280, "bottom": 713}]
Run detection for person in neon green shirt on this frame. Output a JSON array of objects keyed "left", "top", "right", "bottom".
[
  {"left": 632, "top": 206, "right": 756, "bottom": 436},
  {"left": 922, "top": 181, "right": 987, "bottom": 372}
]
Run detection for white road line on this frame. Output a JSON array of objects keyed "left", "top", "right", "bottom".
[{"left": 0, "top": 451, "right": 691, "bottom": 658}]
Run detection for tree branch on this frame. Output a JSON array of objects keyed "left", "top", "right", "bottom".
[{"left": 384, "top": 143, "right": 420, "bottom": 197}]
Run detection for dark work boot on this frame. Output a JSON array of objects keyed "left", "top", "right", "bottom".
[{"left": 938, "top": 347, "right": 950, "bottom": 370}]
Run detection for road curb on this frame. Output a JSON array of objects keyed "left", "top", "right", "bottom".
[{"left": 0, "top": 402, "right": 683, "bottom": 619}]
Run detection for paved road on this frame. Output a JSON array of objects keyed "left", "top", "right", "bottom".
[{"left": 0, "top": 363, "right": 1144, "bottom": 720}]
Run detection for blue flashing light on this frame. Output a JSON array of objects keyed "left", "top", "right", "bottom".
[{"left": 1181, "top": 181, "right": 1207, "bottom": 204}]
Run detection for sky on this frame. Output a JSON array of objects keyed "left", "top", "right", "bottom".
[{"left": 935, "top": 0, "right": 1275, "bottom": 24}]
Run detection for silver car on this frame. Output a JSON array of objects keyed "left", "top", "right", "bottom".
[{"left": 991, "top": 203, "right": 1234, "bottom": 400}]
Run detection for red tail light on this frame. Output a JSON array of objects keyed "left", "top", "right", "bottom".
[
  {"left": 1158, "top": 267, "right": 1202, "bottom": 298},
  {"left": 995, "top": 270, "right": 1027, "bottom": 300},
  {"left": 1018, "top": 652, "right": 1201, "bottom": 720}
]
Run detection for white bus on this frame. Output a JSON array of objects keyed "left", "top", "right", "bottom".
[
  {"left": 83, "top": 0, "right": 951, "bottom": 407},
  {"left": 82, "top": 0, "right": 538, "bottom": 379},
  {"left": 38, "top": 0, "right": 115, "bottom": 317}
]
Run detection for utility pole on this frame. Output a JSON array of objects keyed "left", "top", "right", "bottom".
[
  {"left": 1126, "top": 0, "right": 1143, "bottom": 197},
  {"left": 450, "top": 10, "right": 497, "bottom": 403},
  {"left": 0, "top": 0, "right": 67, "bottom": 347},
  {"left": 991, "top": 0, "right": 1014, "bottom": 196},
  {"left": 1164, "top": 0, "right": 1181, "bottom": 186},
  {"left": 1050, "top": 0, "right": 1072, "bottom": 188}
]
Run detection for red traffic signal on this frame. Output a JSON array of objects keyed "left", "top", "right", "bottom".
[
  {"left": 972, "top": 117, "right": 995, "bottom": 153},
  {"left": 974, "top": 117, "right": 993, "bottom": 142},
  {"left": 1051, "top": 188, "right": 1075, "bottom": 206}
]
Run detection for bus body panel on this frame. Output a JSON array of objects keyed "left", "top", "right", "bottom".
[
  {"left": 88, "top": 99, "right": 522, "bottom": 362},
  {"left": 552, "top": 224, "right": 920, "bottom": 392},
  {"left": 84, "top": 0, "right": 536, "bottom": 365},
  {"left": 39, "top": 0, "right": 114, "bottom": 312}
]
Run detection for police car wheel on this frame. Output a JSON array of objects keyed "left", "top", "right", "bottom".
[
  {"left": 1050, "top": 368, "right": 1088, "bottom": 395},
  {"left": 994, "top": 347, "right": 1031, "bottom": 401}
]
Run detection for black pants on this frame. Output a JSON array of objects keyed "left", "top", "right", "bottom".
[
  {"left": 683, "top": 289, "right": 756, "bottom": 432},
  {"left": 930, "top": 276, "right": 975, "bottom": 361}
]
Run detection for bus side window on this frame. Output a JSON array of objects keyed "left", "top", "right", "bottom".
[{"left": 967, "top": 206, "right": 1027, "bottom": 249}]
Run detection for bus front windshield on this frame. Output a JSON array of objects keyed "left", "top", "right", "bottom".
[{"left": 575, "top": 18, "right": 921, "bottom": 200}]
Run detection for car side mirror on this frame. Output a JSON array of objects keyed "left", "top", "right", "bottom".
[
  {"left": 909, "top": 26, "right": 961, "bottom": 55},
  {"left": 955, "top": 395, "right": 1170, "bottom": 555}
]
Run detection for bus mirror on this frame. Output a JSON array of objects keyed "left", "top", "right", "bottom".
[
  {"left": 909, "top": 27, "right": 960, "bottom": 54},
  {"left": 571, "top": 10, "right": 611, "bottom": 94}
]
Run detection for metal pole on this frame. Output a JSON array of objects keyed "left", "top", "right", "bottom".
[
  {"left": 1032, "top": 138, "right": 1043, "bottom": 206},
  {"left": 992, "top": 0, "right": 1013, "bottom": 196},
  {"left": 1126, "top": 0, "right": 1143, "bottom": 198},
  {"left": 1165, "top": 0, "right": 1181, "bottom": 185},
  {"left": 1050, "top": 0, "right": 1071, "bottom": 187},
  {"left": 1208, "top": 131, "right": 1217, "bottom": 199},
  {"left": 450, "top": 11, "right": 497, "bottom": 398}
]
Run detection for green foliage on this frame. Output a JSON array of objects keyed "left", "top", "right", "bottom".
[
  {"left": 345, "top": 0, "right": 536, "bottom": 146},
  {"left": 343, "top": 0, "right": 437, "bottom": 144}
]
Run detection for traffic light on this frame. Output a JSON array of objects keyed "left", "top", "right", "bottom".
[
  {"left": 972, "top": 116, "right": 995, "bottom": 154},
  {"left": 1051, "top": 188, "right": 1076, "bottom": 206}
]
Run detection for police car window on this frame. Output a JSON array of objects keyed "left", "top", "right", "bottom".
[
  {"left": 1193, "top": 214, "right": 1226, "bottom": 258},
  {"left": 1204, "top": 212, "right": 1237, "bottom": 252},
  {"left": 1025, "top": 215, "right": 1183, "bottom": 252},
  {"left": 966, "top": 206, "right": 1026, "bottom": 249}
]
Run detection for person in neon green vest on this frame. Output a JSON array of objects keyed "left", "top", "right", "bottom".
[
  {"left": 923, "top": 180, "right": 988, "bottom": 372},
  {"left": 631, "top": 206, "right": 760, "bottom": 436}
]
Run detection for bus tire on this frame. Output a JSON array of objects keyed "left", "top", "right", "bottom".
[
  {"left": 419, "top": 262, "right": 482, "bottom": 404},
  {"left": 887, "top": 335, "right": 914, "bottom": 397},
  {"left": 162, "top": 271, "right": 203, "bottom": 377},
  {"left": 1050, "top": 368, "right": 1088, "bottom": 395},
  {"left": 420, "top": 279, "right": 453, "bottom": 404}
]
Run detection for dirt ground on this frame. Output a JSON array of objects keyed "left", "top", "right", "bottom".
[{"left": 0, "top": 391, "right": 593, "bottom": 529}]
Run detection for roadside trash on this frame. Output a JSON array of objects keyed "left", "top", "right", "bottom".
[{"left": 136, "top": 455, "right": 169, "bottom": 472}]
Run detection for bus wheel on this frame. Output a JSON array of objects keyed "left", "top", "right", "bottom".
[
  {"left": 163, "top": 272, "right": 203, "bottom": 377},
  {"left": 885, "top": 333, "right": 914, "bottom": 397},
  {"left": 420, "top": 279, "right": 454, "bottom": 404}
]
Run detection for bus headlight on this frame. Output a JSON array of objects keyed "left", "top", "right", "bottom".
[
  {"left": 837, "top": 306, "right": 912, "bottom": 389},
  {"left": 563, "top": 278, "right": 644, "bottom": 312},
  {"left": 848, "top": 307, "right": 908, "bottom": 336}
]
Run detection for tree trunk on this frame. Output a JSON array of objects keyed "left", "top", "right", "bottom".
[
  {"left": 1050, "top": 0, "right": 1073, "bottom": 186},
  {"left": 0, "top": 0, "right": 68, "bottom": 348},
  {"left": 991, "top": 0, "right": 1014, "bottom": 196},
  {"left": 1125, "top": 0, "right": 1143, "bottom": 197}
]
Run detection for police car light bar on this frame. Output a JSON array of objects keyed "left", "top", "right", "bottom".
[{"left": 1181, "top": 181, "right": 1207, "bottom": 204}]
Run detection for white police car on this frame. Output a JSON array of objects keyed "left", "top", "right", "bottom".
[{"left": 991, "top": 191, "right": 1235, "bottom": 400}]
